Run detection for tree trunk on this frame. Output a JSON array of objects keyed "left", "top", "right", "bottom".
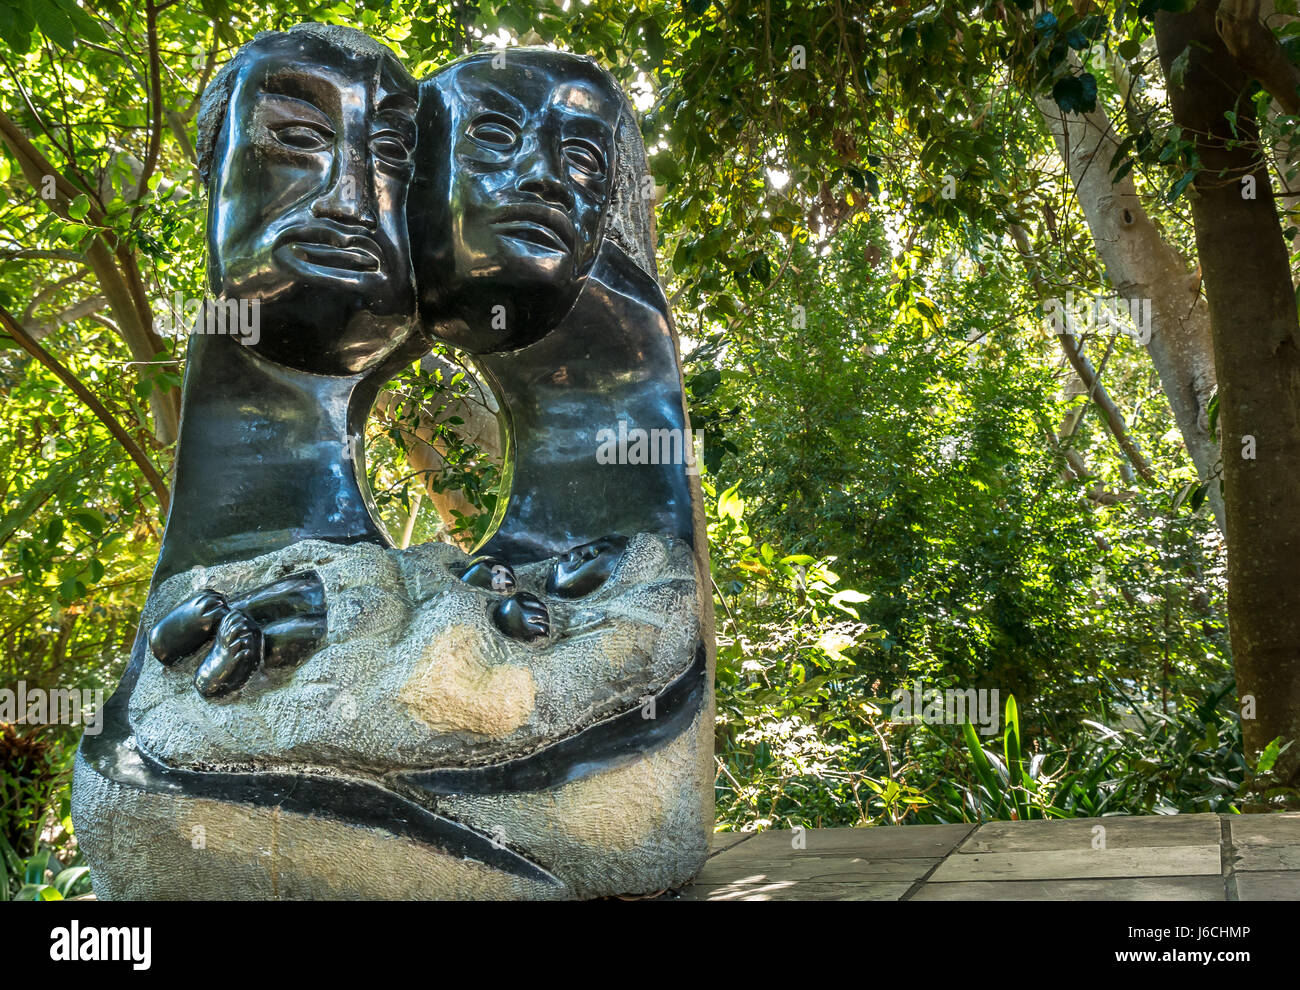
[
  {"left": 1035, "top": 94, "right": 1224, "bottom": 532},
  {"left": 1158, "top": 0, "right": 1300, "bottom": 796}
]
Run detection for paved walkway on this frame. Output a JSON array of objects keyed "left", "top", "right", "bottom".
[{"left": 676, "top": 813, "right": 1300, "bottom": 900}]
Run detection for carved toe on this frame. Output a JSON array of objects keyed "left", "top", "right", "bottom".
[
  {"left": 149, "top": 589, "right": 230, "bottom": 665},
  {"left": 193, "top": 609, "right": 263, "bottom": 698},
  {"left": 492, "top": 592, "right": 550, "bottom": 641}
]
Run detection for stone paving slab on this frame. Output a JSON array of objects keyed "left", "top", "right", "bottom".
[
  {"left": 681, "top": 814, "right": 1300, "bottom": 900},
  {"left": 1227, "top": 811, "right": 1300, "bottom": 846},
  {"left": 677, "top": 880, "right": 914, "bottom": 901},
  {"left": 1233, "top": 870, "right": 1300, "bottom": 900},
  {"left": 1230, "top": 843, "right": 1300, "bottom": 871},
  {"left": 925, "top": 844, "right": 1220, "bottom": 882},
  {"left": 958, "top": 814, "right": 1221, "bottom": 853},
  {"left": 674, "top": 825, "right": 972, "bottom": 901},
  {"left": 694, "top": 854, "right": 939, "bottom": 884},
  {"left": 1227, "top": 811, "right": 1300, "bottom": 880},
  {"left": 911, "top": 876, "right": 1224, "bottom": 901},
  {"left": 725, "top": 823, "right": 972, "bottom": 859},
  {"left": 707, "top": 832, "right": 754, "bottom": 857}
]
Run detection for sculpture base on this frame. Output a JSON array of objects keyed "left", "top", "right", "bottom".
[
  {"left": 72, "top": 707, "right": 711, "bottom": 900},
  {"left": 72, "top": 537, "right": 714, "bottom": 900}
]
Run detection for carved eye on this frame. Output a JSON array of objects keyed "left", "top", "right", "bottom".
[
  {"left": 564, "top": 139, "right": 605, "bottom": 177},
  {"left": 273, "top": 124, "right": 332, "bottom": 152},
  {"left": 371, "top": 130, "right": 412, "bottom": 166},
  {"left": 467, "top": 113, "right": 519, "bottom": 149}
]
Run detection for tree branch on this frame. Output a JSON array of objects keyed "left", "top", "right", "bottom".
[
  {"left": 1217, "top": 0, "right": 1300, "bottom": 114},
  {"left": 1009, "top": 224, "right": 1158, "bottom": 482},
  {"left": 0, "top": 303, "right": 169, "bottom": 514}
]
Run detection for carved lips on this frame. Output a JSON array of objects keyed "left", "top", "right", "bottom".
[
  {"left": 279, "top": 223, "right": 384, "bottom": 274},
  {"left": 490, "top": 204, "right": 576, "bottom": 255}
]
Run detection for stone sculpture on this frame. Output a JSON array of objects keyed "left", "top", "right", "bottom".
[{"left": 71, "top": 25, "right": 715, "bottom": 900}]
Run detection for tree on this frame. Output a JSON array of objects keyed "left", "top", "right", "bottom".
[{"left": 1156, "top": 0, "right": 1300, "bottom": 795}]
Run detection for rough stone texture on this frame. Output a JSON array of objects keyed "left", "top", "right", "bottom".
[
  {"left": 438, "top": 709, "right": 713, "bottom": 898},
  {"left": 75, "top": 532, "right": 713, "bottom": 899},
  {"left": 74, "top": 753, "right": 562, "bottom": 900},
  {"left": 130, "top": 534, "right": 702, "bottom": 772}
]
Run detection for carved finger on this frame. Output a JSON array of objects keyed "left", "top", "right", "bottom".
[
  {"left": 546, "top": 535, "right": 629, "bottom": 599},
  {"left": 460, "top": 556, "right": 517, "bottom": 594},
  {"left": 229, "top": 571, "right": 325, "bottom": 625}
]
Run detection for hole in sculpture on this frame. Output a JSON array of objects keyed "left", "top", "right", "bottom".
[{"left": 364, "top": 343, "right": 506, "bottom": 550}]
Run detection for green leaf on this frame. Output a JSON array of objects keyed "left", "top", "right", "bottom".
[
  {"left": 962, "top": 719, "right": 1005, "bottom": 817},
  {"left": 1052, "top": 73, "right": 1098, "bottom": 115},
  {"left": 1256, "top": 737, "right": 1283, "bottom": 774},
  {"left": 1168, "top": 169, "right": 1198, "bottom": 202},
  {"left": 52, "top": 866, "right": 89, "bottom": 896},
  {"left": 67, "top": 193, "right": 89, "bottom": 220},
  {"left": 15, "top": 883, "right": 63, "bottom": 901},
  {"left": 24, "top": 849, "right": 51, "bottom": 885},
  {"left": 1003, "top": 695, "right": 1028, "bottom": 820},
  {"left": 33, "top": 0, "right": 75, "bottom": 50}
]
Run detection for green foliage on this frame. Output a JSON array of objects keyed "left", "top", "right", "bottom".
[
  {"left": 0, "top": 722, "right": 73, "bottom": 857},
  {"left": 0, "top": 0, "right": 1266, "bottom": 842},
  {"left": 0, "top": 831, "right": 92, "bottom": 901}
]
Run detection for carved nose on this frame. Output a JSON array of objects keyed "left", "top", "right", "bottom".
[
  {"left": 312, "top": 164, "right": 377, "bottom": 229},
  {"left": 518, "top": 157, "right": 573, "bottom": 211}
]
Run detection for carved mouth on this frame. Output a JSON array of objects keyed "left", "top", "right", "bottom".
[
  {"left": 491, "top": 207, "right": 575, "bottom": 254},
  {"left": 280, "top": 226, "right": 384, "bottom": 273}
]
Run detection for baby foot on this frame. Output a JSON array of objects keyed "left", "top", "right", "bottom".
[
  {"left": 492, "top": 592, "right": 550, "bottom": 641},
  {"left": 194, "top": 609, "right": 263, "bottom": 698},
  {"left": 460, "top": 556, "right": 517, "bottom": 594},
  {"left": 546, "top": 535, "right": 629, "bottom": 599},
  {"left": 149, "top": 589, "right": 230, "bottom": 665}
]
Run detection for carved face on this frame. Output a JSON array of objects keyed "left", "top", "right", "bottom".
[
  {"left": 207, "top": 33, "right": 418, "bottom": 374},
  {"left": 414, "top": 52, "right": 621, "bottom": 352}
]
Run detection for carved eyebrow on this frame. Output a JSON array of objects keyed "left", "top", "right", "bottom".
[
  {"left": 377, "top": 92, "right": 417, "bottom": 118},
  {"left": 455, "top": 76, "right": 527, "bottom": 120},
  {"left": 557, "top": 108, "right": 615, "bottom": 142},
  {"left": 255, "top": 91, "right": 334, "bottom": 129},
  {"left": 258, "top": 68, "right": 339, "bottom": 115}
]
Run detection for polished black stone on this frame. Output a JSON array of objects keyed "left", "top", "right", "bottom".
[
  {"left": 148, "top": 589, "right": 229, "bottom": 665},
  {"left": 548, "top": 535, "right": 630, "bottom": 598},
  {"left": 412, "top": 51, "right": 619, "bottom": 353},
  {"left": 194, "top": 609, "right": 263, "bottom": 698},
  {"left": 459, "top": 555, "right": 516, "bottom": 594},
  {"left": 156, "top": 29, "right": 424, "bottom": 582},
  {"left": 78, "top": 33, "right": 710, "bottom": 893},
  {"left": 491, "top": 591, "right": 550, "bottom": 640}
]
